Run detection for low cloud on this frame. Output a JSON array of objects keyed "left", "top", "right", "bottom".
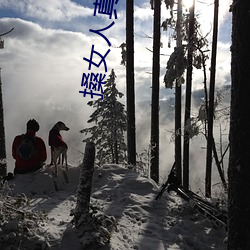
[
  {"left": 0, "top": 0, "right": 93, "bottom": 22},
  {"left": 0, "top": 1, "right": 232, "bottom": 193}
]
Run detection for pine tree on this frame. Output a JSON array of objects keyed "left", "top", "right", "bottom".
[
  {"left": 183, "top": 0, "right": 195, "bottom": 190},
  {"left": 205, "top": 0, "right": 219, "bottom": 198},
  {"left": 0, "top": 69, "right": 7, "bottom": 177},
  {"left": 0, "top": 28, "right": 14, "bottom": 177},
  {"left": 126, "top": 0, "right": 136, "bottom": 166},
  {"left": 228, "top": 0, "right": 250, "bottom": 248},
  {"left": 150, "top": 0, "right": 161, "bottom": 184},
  {"left": 80, "top": 69, "right": 127, "bottom": 166}
]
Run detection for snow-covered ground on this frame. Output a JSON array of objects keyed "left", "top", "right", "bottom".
[{"left": 1, "top": 164, "right": 227, "bottom": 250}]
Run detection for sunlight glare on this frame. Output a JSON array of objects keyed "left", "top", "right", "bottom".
[{"left": 183, "top": 0, "right": 194, "bottom": 9}]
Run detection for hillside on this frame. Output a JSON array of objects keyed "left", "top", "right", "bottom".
[{"left": 0, "top": 164, "right": 227, "bottom": 250}]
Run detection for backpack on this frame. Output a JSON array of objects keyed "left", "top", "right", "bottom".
[{"left": 17, "top": 135, "right": 37, "bottom": 160}]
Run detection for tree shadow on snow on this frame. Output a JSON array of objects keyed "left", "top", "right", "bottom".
[
  {"left": 8, "top": 165, "right": 81, "bottom": 215},
  {"left": 91, "top": 164, "right": 226, "bottom": 250},
  {"left": 135, "top": 190, "right": 227, "bottom": 250},
  {"left": 91, "top": 164, "right": 172, "bottom": 250}
]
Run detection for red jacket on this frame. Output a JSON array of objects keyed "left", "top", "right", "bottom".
[
  {"left": 48, "top": 128, "right": 68, "bottom": 149},
  {"left": 12, "top": 131, "right": 47, "bottom": 171}
]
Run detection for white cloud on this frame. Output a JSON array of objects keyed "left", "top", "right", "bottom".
[
  {"left": 0, "top": 18, "right": 96, "bottom": 169},
  {"left": 195, "top": 0, "right": 232, "bottom": 38},
  {"left": 0, "top": 17, "right": 137, "bottom": 170},
  {"left": 0, "top": 0, "right": 232, "bottom": 175},
  {"left": 0, "top": 0, "right": 93, "bottom": 21},
  {"left": 134, "top": 5, "right": 153, "bottom": 21}
]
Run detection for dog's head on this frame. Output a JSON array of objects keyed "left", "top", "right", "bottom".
[{"left": 53, "top": 121, "right": 69, "bottom": 131}]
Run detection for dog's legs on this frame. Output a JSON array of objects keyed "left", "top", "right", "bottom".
[
  {"left": 57, "top": 154, "right": 61, "bottom": 164},
  {"left": 52, "top": 148, "right": 60, "bottom": 177},
  {"left": 54, "top": 163, "right": 58, "bottom": 177},
  {"left": 61, "top": 152, "right": 68, "bottom": 171},
  {"left": 64, "top": 153, "right": 68, "bottom": 171},
  {"left": 61, "top": 152, "right": 69, "bottom": 183},
  {"left": 50, "top": 147, "right": 54, "bottom": 165},
  {"left": 52, "top": 147, "right": 68, "bottom": 176},
  {"left": 61, "top": 153, "right": 65, "bottom": 165}
]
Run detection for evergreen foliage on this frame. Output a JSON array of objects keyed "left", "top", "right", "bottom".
[
  {"left": 163, "top": 10, "right": 209, "bottom": 88},
  {"left": 80, "top": 69, "right": 127, "bottom": 166}
]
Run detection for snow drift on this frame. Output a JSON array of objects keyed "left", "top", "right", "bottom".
[{"left": 0, "top": 164, "right": 227, "bottom": 249}]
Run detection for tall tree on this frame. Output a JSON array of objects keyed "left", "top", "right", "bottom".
[
  {"left": 0, "top": 28, "right": 14, "bottom": 177},
  {"left": 0, "top": 68, "right": 6, "bottom": 177},
  {"left": 126, "top": 0, "right": 136, "bottom": 166},
  {"left": 80, "top": 69, "right": 127, "bottom": 166},
  {"left": 150, "top": 0, "right": 161, "bottom": 184},
  {"left": 163, "top": 0, "right": 185, "bottom": 182},
  {"left": 205, "top": 0, "right": 219, "bottom": 197},
  {"left": 183, "top": 0, "right": 195, "bottom": 190},
  {"left": 175, "top": 0, "right": 183, "bottom": 183},
  {"left": 228, "top": 0, "right": 250, "bottom": 248}
]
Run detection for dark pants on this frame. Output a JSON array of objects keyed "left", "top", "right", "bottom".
[{"left": 14, "top": 165, "right": 43, "bottom": 175}]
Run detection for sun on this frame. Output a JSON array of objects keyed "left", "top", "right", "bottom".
[{"left": 183, "top": 0, "right": 194, "bottom": 9}]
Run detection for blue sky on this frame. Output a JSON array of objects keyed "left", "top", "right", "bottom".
[
  {"left": 0, "top": 0, "right": 232, "bottom": 174},
  {"left": 0, "top": 0, "right": 126, "bottom": 31}
]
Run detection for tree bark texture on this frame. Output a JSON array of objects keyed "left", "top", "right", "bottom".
[
  {"left": 74, "top": 142, "right": 95, "bottom": 228},
  {"left": 150, "top": 0, "right": 161, "bottom": 184},
  {"left": 205, "top": 0, "right": 219, "bottom": 197},
  {"left": 126, "top": 0, "right": 136, "bottom": 166},
  {"left": 0, "top": 73, "right": 7, "bottom": 177},
  {"left": 175, "top": 0, "right": 183, "bottom": 183},
  {"left": 183, "top": 0, "right": 195, "bottom": 190},
  {"left": 228, "top": 0, "right": 250, "bottom": 249}
]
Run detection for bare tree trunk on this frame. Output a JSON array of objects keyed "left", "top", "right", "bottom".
[
  {"left": 211, "top": 137, "right": 227, "bottom": 191},
  {"left": 74, "top": 142, "right": 95, "bottom": 227},
  {"left": 175, "top": 0, "right": 183, "bottom": 183},
  {"left": 0, "top": 70, "right": 7, "bottom": 177},
  {"left": 74, "top": 142, "right": 116, "bottom": 248},
  {"left": 183, "top": 0, "right": 195, "bottom": 190},
  {"left": 0, "top": 30, "right": 14, "bottom": 177},
  {"left": 114, "top": 117, "right": 119, "bottom": 164},
  {"left": 126, "top": 0, "right": 136, "bottom": 166},
  {"left": 228, "top": 0, "right": 250, "bottom": 248},
  {"left": 150, "top": 0, "right": 161, "bottom": 184},
  {"left": 205, "top": 0, "right": 219, "bottom": 197},
  {"left": 114, "top": 140, "right": 118, "bottom": 164}
]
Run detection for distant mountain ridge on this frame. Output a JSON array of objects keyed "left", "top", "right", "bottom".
[{"left": 137, "top": 85, "right": 231, "bottom": 123}]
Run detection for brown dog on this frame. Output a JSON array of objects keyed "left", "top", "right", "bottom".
[{"left": 48, "top": 121, "right": 69, "bottom": 176}]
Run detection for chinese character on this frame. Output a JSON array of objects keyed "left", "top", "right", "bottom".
[
  {"left": 81, "top": 72, "right": 106, "bottom": 93},
  {"left": 79, "top": 89, "right": 104, "bottom": 99},
  {"left": 83, "top": 45, "right": 110, "bottom": 72},
  {"left": 89, "top": 21, "right": 114, "bottom": 46},
  {"left": 79, "top": 1, "right": 119, "bottom": 99},
  {"left": 93, "top": 0, "right": 119, "bottom": 19}
]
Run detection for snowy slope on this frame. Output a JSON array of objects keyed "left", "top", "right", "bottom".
[{"left": 1, "top": 164, "right": 227, "bottom": 250}]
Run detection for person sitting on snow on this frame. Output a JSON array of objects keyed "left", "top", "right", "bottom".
[{"left": 12, "top": 119, "right": 47, "bottom": 174}]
